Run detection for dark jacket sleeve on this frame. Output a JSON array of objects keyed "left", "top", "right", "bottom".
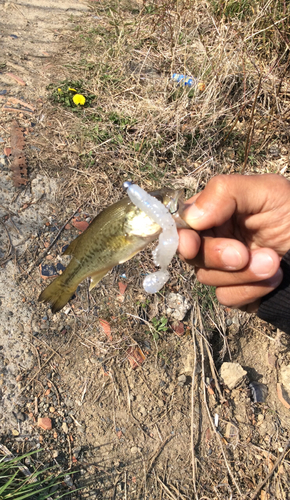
[{"left": 257, "top": 249, "right": 290, "bottom": 334}]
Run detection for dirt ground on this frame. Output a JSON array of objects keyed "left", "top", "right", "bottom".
[{"left": 1, "top": 0, "right": 290, "bottom": 499}]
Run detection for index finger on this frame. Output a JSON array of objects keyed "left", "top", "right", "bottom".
[{"left": 182, "top": 174, "right": 290, "bottom": 231}]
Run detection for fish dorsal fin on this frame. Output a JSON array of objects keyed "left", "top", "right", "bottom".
[{"left": 63, "top": 237, "right": 80, "bottom": 256}]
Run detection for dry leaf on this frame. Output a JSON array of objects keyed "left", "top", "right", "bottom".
[{"left": 127, "top": 345, "right": 146, "bottom": 369}]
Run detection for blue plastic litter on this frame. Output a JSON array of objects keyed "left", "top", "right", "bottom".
[
  {"left": 0, "top": 90, "right": 7, "bottom": 96},
  {"left": 10, "top": 34, "right": 18, "bottom": 39},
  {"left": 56, "top": 263, "right": 66, "bottom": 273},
  {"left": 172, "top": 73, "right": 196, "bottom": 87},
  {"left": 0, "top": 138, "right": 4, "bottom": 143}
]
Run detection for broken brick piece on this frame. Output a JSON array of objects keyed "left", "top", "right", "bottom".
[
  {"left": 72, "top": 219, "right": 89, "bottom": 232},
  {"left": 37, "top": 417, "right": 52, "bottom": 431},
  {"left": 10, "top": 120, "right": 28, "bottom": 186},
  {"left": 99, "top": 319, "right": 112, "bottom": 341},
  {"left": 118, "top": 282, "right": 127, "bottom": 295}
]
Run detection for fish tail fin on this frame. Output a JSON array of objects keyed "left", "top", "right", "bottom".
[{"left": 38, "top": 276, "right": 77, "bottom": 313}]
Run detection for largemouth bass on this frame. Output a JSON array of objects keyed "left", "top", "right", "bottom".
[{"left": 38, "top": 188, "right": 186, "bottom": 313}]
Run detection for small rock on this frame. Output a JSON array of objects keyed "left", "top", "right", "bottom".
[
  {"left": 73, "top": 446, "right": 81, "bottom": 459},
  {"left": 49, "top": 407, "right": 55, "bottom": 413},
  {"left": 62, "top": 421, "right": 69, "bottom": 434},
  {"left": 182, "top": 348, "right": 199, "bottom": 376},
  {"left": 166, "top": 293, "right": 191, "bottom": 321},
  {"left": 139, "top": 405, "right": 147, "bottom": 416},
  {"left": 177, "top": 374, "right": 187, "bottom": 386},
  {"left": 130, "top": 446, "right": 139, "bottom": 454},
  {"left": 64, "top": 475, "right": 74, "bottom": 487},
  {"left": 220, "top": 362, "right": 247, "bottom": 390},
  {"left": 37, "top": 417, "right": 52, "bottom": 431},
  {"left": 52, "top": 450, "right": 59, "bottom": 458},
  {"left": 12, "top": 429, "right": 19, "bottom": 436}
]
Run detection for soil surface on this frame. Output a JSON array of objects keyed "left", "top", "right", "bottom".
[{"left": 1, "top": 1, "right": 290, "bottom": 499}]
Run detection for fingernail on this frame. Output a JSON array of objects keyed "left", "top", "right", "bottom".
[
  {"left": 265, "top": 268, "right": 283, "bottom": 287},
  {"left": 250, "top": 252, "right": 274, "bottom": 276},
  {"left": 186, "top": 203, "right": 204, "bottom": 221},
  {"left": 221, "top": 246, "right": 243, "bottom": 269}
]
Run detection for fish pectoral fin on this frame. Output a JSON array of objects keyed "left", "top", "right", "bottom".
[
  {"left": 118, "top": 240, "right": 148, "bottom": 264},
  {"left": 89, "top": 268, "right": 112, "bottom": 291}
]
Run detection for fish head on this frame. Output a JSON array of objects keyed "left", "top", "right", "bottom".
[
  {"left": 149, "top": 188, "right": 190, "bottom": 229},
  {"left": 125, "top": 187, "right": 189, "bottom": 239}
]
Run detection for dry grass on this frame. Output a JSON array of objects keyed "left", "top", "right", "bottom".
[
  {"left": 26, "top": 0, "right": 290, "bottom": 498},
  {"left": 34, "top": 0, "right": 290, "bottom": 210}
]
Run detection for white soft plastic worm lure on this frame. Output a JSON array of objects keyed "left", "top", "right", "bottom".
[{"left": 123, "top": 182, "right": 179, "bottom": 293}]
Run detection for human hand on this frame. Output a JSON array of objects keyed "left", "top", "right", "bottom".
[{"left": 178, "top": 174, "right": 290, "bottom": 311}]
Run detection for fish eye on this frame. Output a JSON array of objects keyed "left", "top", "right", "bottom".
[{"left": 169, "top": 201, "right": 179, "bottom": 215}]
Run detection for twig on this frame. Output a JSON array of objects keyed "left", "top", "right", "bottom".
[
  {"left": 249, "top": 438, "right": 290, "bottom": 500},
  {"left": 190, "top": 309, "right": 199, "bottom": 500},
  {"left": 138, "top": 435, "right": 174, "bottom": 500},
  {"left": 0, "top": 219, "right": 13, "bottom": 264},
  {"left": 46, "top": 377, "right": 60, "bottom": 405},
  {"left": 122, "top": 368, "right": 155, "bottom": 441},
  {"left": 242, "top": 75, "right": 262, "bottom": 173},
  {"left": 31, "top": 335, "right": 62, "bottom": 359},
  {"left": 25, "top": 203, "right": 85, "bottom": 275},
  {"left": 200, "top": 335, "right": 241, "bottom": 496},
  {"left": 67, "top": 435, "right": 72, "bottom": 470},
  {"left": 28, "top": 341, "right": 41, "bottom": 370},
  {"left": 21, "top": 347, "right": 63, "bottom": 392},
  {"left": 157, "top": 476, "right": 178, "bottom": 500},
  {"left": 196, "top": 307, "right": 242, "bottom": 496}
]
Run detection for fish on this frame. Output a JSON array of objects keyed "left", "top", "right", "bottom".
[{"left": 38, "top": 188, "right": 186, "bottom": 313}]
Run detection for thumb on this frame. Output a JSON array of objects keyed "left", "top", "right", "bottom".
[{"left": 182, "top": 174, "right": 289, "bottom": 231}]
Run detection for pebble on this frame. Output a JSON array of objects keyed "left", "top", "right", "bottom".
[
  {"left": 62, "top": 422, "right": 69, "bottom": 434},
  {"left": 73, "top": 446, "right": 81, "bottom": 458},
  {"left": 52, "top": 450, "right": 59, "bottom": 458},
  {"left": 220, "top": 362, "right": 247, "bottom": 390},
  {"left": 64, "top": 475, "right": 74, "bottom": 487},
  {"left": 166, "top": 293, "right": 191, "bottom": 321},
  {"left": 49, "top": 407, "right": 55, "bottom": 413},
  {"left": 177, "top": 374, "right": 187, "bottom": 386},
  {"left": 131, "top": 446, "right": 139, "bottom": 454}
]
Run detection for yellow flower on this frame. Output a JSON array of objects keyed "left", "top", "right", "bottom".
[
  {"left": 68, "top": 87, "right": 77, "bottom": 92},
  {"left": 58, "top": 88, "right": 62, "bottom": 93},
  {"left": 73, "top": 94, "right": 86, "bottom": 106}
]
